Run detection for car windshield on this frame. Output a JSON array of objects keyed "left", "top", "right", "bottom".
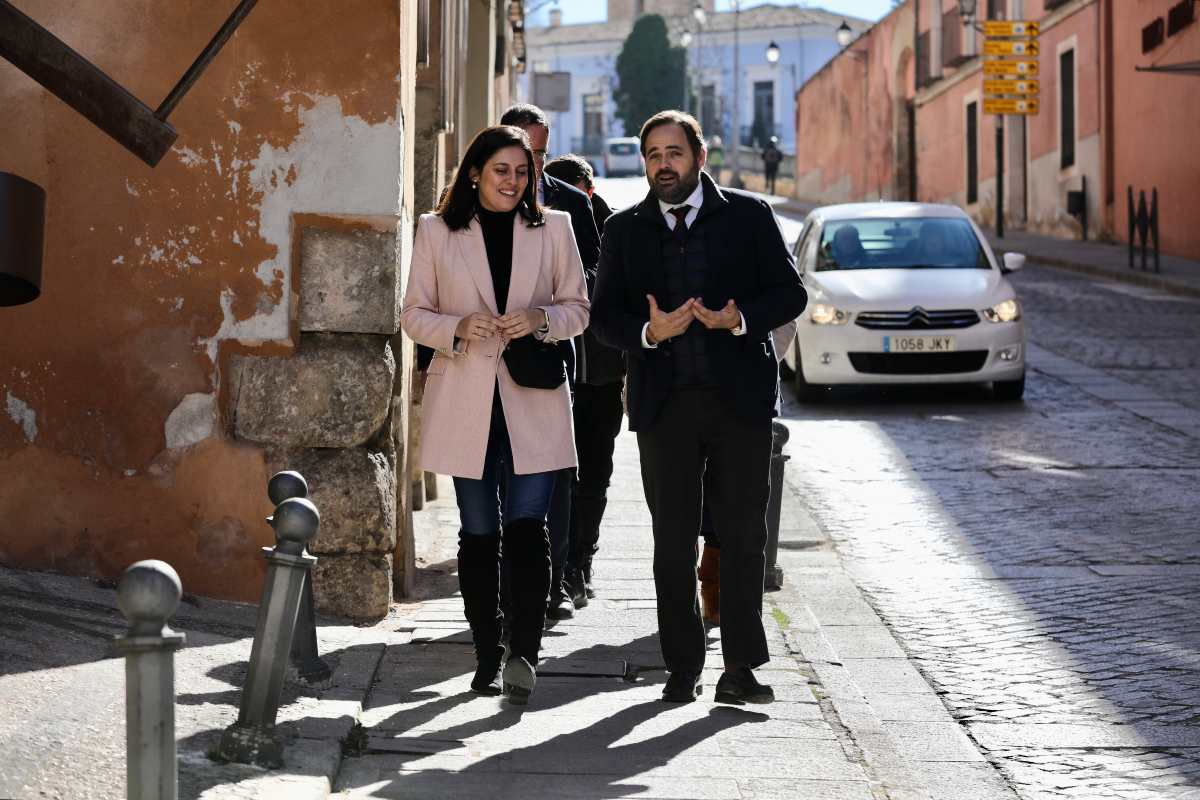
[
  {"left": 817, "top": 217, "right": 989, "bottom": 271},
  {"left": 609, "top": 142, "right": 637, "bottom": 155}
]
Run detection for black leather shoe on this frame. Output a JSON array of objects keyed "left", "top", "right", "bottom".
[
  {"left": 470, "top": 648, "right": 503, "bottom": 696},
  {"left": 503, "top": 656, "right": 537, "bottom": 705},
  {"left": 714, "top": 667, "right": 774, "bottom": 705},
  {"left": 662, "top": 671, "right": 702, "bottom": 703},
  {"left": 565, "top": 569, "right": 589, "bottom": 609},
  {"left": 546, "top": 592, "right": 574, "bottom": 620}
]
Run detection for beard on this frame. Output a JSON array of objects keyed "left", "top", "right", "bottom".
[{"left": 648, "top": 163, "right": 701, "bottom": 205}]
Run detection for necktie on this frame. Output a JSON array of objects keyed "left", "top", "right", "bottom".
[
  {"left": 672, "top": 205, "right": 691, "bottom": 232},
  {"left": 672, "top": 205, "right": 691, "bottom": 251}
]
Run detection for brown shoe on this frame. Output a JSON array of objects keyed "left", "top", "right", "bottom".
[{"left": 698, "top": 544, "right": 720, "bottom": 626}]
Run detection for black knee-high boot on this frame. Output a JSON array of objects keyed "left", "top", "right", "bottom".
[
  {"left": 501, "top": 517, "right": 551, "bottom": 703},
  {"left": 457, "top": 531, "right": 504, "bottom": 695}
]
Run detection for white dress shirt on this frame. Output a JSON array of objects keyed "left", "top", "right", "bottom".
[{"left": 641, "top": 182, "right": 746, "bottom": 348}]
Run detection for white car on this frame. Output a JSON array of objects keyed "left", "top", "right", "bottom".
[
  {"left": 603, "top": 136, "right": 644, "bottom": 178},
  {"left": 781, "top": 202, "right": 1028, "bottom": 401}
]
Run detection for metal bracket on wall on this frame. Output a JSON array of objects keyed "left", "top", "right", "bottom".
[{"left": 0, "top": 0, "right": 259, "bottom": 168}]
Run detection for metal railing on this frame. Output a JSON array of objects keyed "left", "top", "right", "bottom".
[{"left": 1128, "top": 186, "right": 1160, "bottom": 273}]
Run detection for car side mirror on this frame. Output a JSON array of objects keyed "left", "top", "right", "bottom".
[{"left": 1002, "top": 252, "right": 1026, "bottom": 272}]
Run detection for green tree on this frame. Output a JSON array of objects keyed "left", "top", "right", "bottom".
[{"left": 613, "top": 15, "right": 687, "bottom": 137}]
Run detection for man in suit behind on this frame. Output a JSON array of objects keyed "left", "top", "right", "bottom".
[
  {"left": 591, "top": 110, "right": 806, "bottom": 705},
  {"left": 544, "top": 153, "right": 625, "bottom": 610},
  {"left": 499, "top": 105, "right": 602, "bottom": 621}
]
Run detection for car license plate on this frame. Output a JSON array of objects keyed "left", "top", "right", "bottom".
[{"left": 882, "top": 336, "right": 956, "bottom": 353}]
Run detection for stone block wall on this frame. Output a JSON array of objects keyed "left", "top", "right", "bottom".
[{"left": 233, "top": 215, "right": 404, "bottom": 620}]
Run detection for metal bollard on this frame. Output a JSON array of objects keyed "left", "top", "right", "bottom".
[
  {"left": 268, "top": 471, "right": 332, "bottom": 684},
  {"left": 216, "top": 495, "right": 320, "bottom": 768},
  {"left": 764, "top": 421, "right": 790, "bottom": 590},
  {"left": 115, "top": 560, "right": 186, "bottom": 800}
]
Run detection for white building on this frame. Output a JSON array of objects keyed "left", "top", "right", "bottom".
[{"left": 521, "top": 1, "right": 869, "bottom": 168}]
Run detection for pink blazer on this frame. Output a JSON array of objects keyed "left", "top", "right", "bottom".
[{"left": 401, "top": 210, "right": 589, "bottom": 479}]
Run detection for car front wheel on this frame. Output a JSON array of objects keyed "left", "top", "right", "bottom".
[
  {"left": 993, "top": 372, "right": 1026, "bottom": 402},
  {"left": 793, "top": 348, "right": 828, "bottom": 402}
]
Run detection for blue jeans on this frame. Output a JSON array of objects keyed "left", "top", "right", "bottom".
[{"left": 454, "top": 390, "right": 556, "bottom": 535}]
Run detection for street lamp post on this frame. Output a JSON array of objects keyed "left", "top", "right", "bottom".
[
  {"left": 681, "top": 30, "right": 693, "bottom": 111},
  {"left": 693, "top": 3, "right": 706, "bottom": 127},
  {"left": 730, "top": 0, "right": 742, "bottom": 188},
  {"left": 836, "top": 21, "right": 870, "bottom": 200}
]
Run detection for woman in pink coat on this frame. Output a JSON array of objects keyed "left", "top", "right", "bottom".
[{"left": 401, "top": 125, "right": 589, "bottom": 704}]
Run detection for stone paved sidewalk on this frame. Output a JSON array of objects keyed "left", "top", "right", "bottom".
[
  {"left": 331, "top": 428, "right": 1016, "bottom": 800},
  {"left": 1, "top": 424, "right": 1021, "bottom": 800}
]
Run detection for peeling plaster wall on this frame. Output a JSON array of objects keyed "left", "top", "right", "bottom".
[{"left": 0, "top": 0, "right": 414, "bottom": 601}]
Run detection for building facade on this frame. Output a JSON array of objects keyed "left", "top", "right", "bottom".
[
  {"left": 794, "top": 0, "right": 1200, "bottom": 259},
  {"left": 0, "top": 0, "right": 526, "bottom": 618},
  {"left": 521, "top": 0, "right": 867, "bottom": 168}
]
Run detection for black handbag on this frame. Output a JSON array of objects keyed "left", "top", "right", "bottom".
[{"left": 502, "top": 335, "right": 566, "bottom": 389}]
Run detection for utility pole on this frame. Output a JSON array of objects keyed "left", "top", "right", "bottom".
[{"left": 996, "top": 116, "right": 1005, "bottom": 238}]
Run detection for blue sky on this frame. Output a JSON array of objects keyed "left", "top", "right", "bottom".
[{"left": 528, "top": 0, "right": 898, "bottom": 26}]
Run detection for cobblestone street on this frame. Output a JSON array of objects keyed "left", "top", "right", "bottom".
[{"left": 778, "top": 264, "right": 1200, "bottom": 799}]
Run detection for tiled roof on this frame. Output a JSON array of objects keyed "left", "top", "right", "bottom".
[{"left": 526, "top": 4, "right": 870, "bottom": 47}]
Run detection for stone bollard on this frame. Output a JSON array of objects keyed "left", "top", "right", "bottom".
[
  {"left": 268, "top": 470, "right": 332, "bottom": 684},
  {"left": 115, "top": 560, "right": 186, "bottom": 800},
  {"left": 764, "top": 421, "right": 790, "bottom": 590},
  {"left": 216, "top": 494, "right": 320, "bottom": 768}
]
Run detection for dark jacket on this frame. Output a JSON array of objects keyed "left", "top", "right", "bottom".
[
  {"left": 591, "top": 171, "right": 805, "bottom": 430},
  {"left": 591, "top": 192, "right": 614, "bottom": 234},
  {"left": 542, "top": 174, "right": 624, "bottom": 385}
]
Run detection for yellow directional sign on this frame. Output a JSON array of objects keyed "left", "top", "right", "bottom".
[
  {"left": 983, "top": 58, "right": 1040, "bottom": 76},
  {"left": 983, "top": 78, "right": 1040, "bottom": 95},
  {"left": 984, "top": 98, "right": 1040, "bottom": 115},
  {"left": 984, "top": 39, "right": 1039, "bottom": 56},
  {"left": 983, "top": 20, "right": 1039, "bottom": 37}
]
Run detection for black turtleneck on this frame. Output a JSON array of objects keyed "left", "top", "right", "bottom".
[{"left": 477, "top": 205, "right": 517, "bottom": 314}]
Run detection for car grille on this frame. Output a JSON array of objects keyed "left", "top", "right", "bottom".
[
  {"left": 848, "top": 351, "right": 989, "bottom": 375},
  {"left": 855, "top": 308, "right": 980, "bottom": 330}
]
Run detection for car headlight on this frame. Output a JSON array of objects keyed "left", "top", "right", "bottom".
[
  {"left": 983, "top": 299, "right": 1021, "bottom": 323},
  {"left": 810, "top": 303, "right": 850, "bottom": 325}
]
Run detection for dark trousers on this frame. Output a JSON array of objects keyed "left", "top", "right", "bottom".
[
  {"left": 568, "top": 381, "right": 625, "bottom": 568},
  {"left": 637, "top": 388, "right": 772, "bottom": 673},
  {"left": 548, "top": 467, "right": 573, "bottom": 576}
]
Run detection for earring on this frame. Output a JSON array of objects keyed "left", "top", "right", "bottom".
[{"left": 471, "top": 181, "right": 478, "bottom": 190}]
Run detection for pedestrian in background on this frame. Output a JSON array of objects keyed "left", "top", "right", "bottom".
[
  {"left": 400, "top": 125, "right": 589, "bottom": 704},
  {"left": 761, "top": 136, "right": 783, "bottom": 195},
  {"left": 499, "top": 105, "right": 602, "bottom": 622},
  {"left": 545, "top": 153, "right": 626, "bottom": 609},
  {"left": 592, "top": 110, "right": 806, "bottom": 705},
  {"left": 706, "top": 135, "right": 725, "bottom": 180}
]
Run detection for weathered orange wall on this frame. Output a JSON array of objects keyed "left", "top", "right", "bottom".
[
  {"left": 915, "top": 1, "right": 1108, "bottom": 235},
  {"left": 1110, "top": 0, "right": 1200, "bottom": 258},
  {"left": 0, "top": 1, "right": 409, "bottom": 600},
  {"left": 794, "top": 3, "right": 916, "bottom": 204}
]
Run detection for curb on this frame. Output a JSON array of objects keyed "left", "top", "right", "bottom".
[
  {"left": 767, "top": 423, "right": 1021, "bottom": 800},
  {"left": 1002, "top": 251, "right": 1200, "bottom": 300}
]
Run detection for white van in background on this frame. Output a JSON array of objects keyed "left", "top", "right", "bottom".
[{"left": 603, "top": 137, "right": 643, "bottom": 177}]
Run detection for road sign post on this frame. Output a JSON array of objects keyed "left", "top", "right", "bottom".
[{"left": 983, "top": 20, "right": 1040, "bottom": 239}]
